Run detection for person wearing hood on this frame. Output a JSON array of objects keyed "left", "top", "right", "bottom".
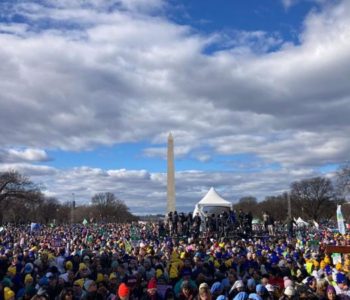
[
  {"left": 248, "top": 293, "right": 262, "bottom": 300},
  {"left": 234, "top": 292, "right": 248, "bottom": 300},
  {"left": 256, "top": 284, "right": 270, "bottom": 300},
  {"left": 279, "top": 286, "right": 297, "bottom": 300},
  {"left": 247, "top": 278, "right": 256, "bottom": 294},
  {"left": 229, "top": 280, "right": 245, "bottom": 299},
  {"left": 210, "top": 282, "right": 223, "bottom": 299},
  {"left": 81, "top": 279, "right": 97, "bottom": 300}
]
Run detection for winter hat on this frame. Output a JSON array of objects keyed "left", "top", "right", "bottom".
[
  {"left": 96, "top": 273, "right": 104, "bottom": 283},
  {"left": 7, "top": 266, "right": 16, "bottom": 277},
  {"left": 118, "top": 283, "right": 130, "bottom": 298},
  {"left": 306, "top": 276, "right": 315, "bottom": 286},
  {"left": 247, "top": 278, "right": 256, "bottom": 289},
  {"left": 65, "top": 261, "right": 73, "bottom": 270},
  {"left": 336, "top": 273, "right": 347, "bottom": 284},
  {"left": 83, "top": 279, "right": 95, "bottom": 291},
  {"left": 336, "top": 262, "right": 342, "bottom": 271},
  {"left": 156, "top": 269, "right": 163, "bottom": 278},
  {"left": 74, "top": 279, "right": 84, "bottom": 288},
  {"left": 232, "top": 280, "right": 244, "bottom": 289},
  {"left": 284, "top": 279, "right": 293, "bottom": 288},
  {"left": 24, "top": 263, "right": 34, "bottom": 274},
  {"left": 147, "top": 278, "right": 157, "bottom": 290},
  {"left": 38, "top": 276, "right": 49, "bottom": 286},
  {"left": 79, "top": 263, "right": 87, "bottom": 271},
  {"left": 24, "top": 274, "right": 33, "bottom": 284},
  {"left": 248, "top": 293, "right": 262, "bottom": 300},
  {"left": 256, "top": 284, "right": 267, "bottom": 294},
  {"left": 4, "top": 287, "right": 15, "bottom": 300},
  {"left": 324, "top": 256, "right": 331, "bottom": 264},
  {"left": 265, "top": 284, "right": 274, "bottom": 292},
  {"left": 325, "top": 265, "right": 332, "bottom": 276},
  {"left": 211, "top": 281, "right": 223, "bottom": 294},
  {"left": 233, "top": 292, "right": 248, "bottom": 300},
  {"left": 284, "top": 286, "right": 296, "bottom": 296}
]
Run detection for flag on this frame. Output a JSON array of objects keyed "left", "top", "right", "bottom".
[
  {"left": 82, "top": 219, "right": 88, "bottom": 225},
  {"left": 124, "top": 238, "right": 132, "bottom": 253},
  {"left": 313, "top": 220, "right": 319, "bottom": 229},
  {"left": 30, "top": 223, "right": 40, "bottom": 232},
  {"left": 337, "top": 205, "right": 346, "bottom": 235}
]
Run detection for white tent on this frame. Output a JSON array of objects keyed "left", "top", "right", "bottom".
[
  {"left": 193, "top": 187, "right": 232, "bottom": 218},
  {"left": 294, "top": 217, "right": 309, "bottom": 227}
]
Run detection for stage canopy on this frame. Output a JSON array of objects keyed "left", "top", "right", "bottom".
[{"left": 193, "top": 187, "right": 232, "bottom": 217}]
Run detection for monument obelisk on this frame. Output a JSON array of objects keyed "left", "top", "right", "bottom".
[{"left": 167, "top": 133, "right": 176, "bottom": 213}]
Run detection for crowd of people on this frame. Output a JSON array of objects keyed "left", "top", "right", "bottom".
[
  {"left": 0, "top": 210, "right": 349, "bottom": 300},
  {"left": 165, "top": 210, "right": 254, "bottom": 239}
]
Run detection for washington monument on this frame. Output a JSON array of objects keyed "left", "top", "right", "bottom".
[{"left": 167, "top": 133, "right": 176, "bottom": 213}]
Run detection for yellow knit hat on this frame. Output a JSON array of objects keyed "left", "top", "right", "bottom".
[
  {"left": 336, "top": 262, "right": 342, "bottom": 271},
  {"left": 24, "top": 274, "right": 33, "bottom": 284},
  {"left": 74, "top": 279, "right": 84, "bottom": 288},
  {"left": 79, "top": 263, "right": 87, "bottom": 271},
  {"left": 324, "top": 256, "right": 331, "bottom": 265},
  {"left": 156, "top": 269, "right": 163, "bottom": 278},
  {"left": 65, "top": 261, "right": 73, "bottom": 270},
  {"left": 4, "top": 287, "right": 15, "bottom": 300},
  {"left": 7, "top": 266, "right": 16, "bottom": 277},
  {"left": 96, "top": 273, "right": 104, "bottom": 283}
]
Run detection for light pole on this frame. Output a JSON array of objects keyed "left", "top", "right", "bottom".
[
  {"left": 71, "top": 193, "right": 75, "bottom": 224},
  {"left": 288, "top": 193, "right": 292, "bottom": 219}
]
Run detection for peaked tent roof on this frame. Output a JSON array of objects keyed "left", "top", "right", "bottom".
[{"left": 197, "top": 187, "right": 231, "bottom": 206}]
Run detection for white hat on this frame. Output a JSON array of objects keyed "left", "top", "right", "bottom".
[
  {"left": 265, "top": 284, "right": 274, "bottom": 292},
  {"left": 284, "top": 286, "right": 296, "bottom": 296},
  {"left": 232, "top": 280, "right": 244, "bottom": 289}
]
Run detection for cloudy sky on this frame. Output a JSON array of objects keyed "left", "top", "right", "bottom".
[{"left": 0, "top": 0, "right": 349, "bottom": 214}]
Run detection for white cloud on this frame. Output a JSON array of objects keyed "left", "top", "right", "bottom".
[
  {"left": 0, "top": 148, "right": 50, "bottom": 163},
  {"left": 0, "top": 0, "right": 349, "bottom": 210},
  {"left": 0, "top": 162, "right": 316, "bottom": 214},
  {"left": 281, "top": 0, "right": 326, "bottom": 9}
]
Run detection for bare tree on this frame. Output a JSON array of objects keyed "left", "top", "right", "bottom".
[
  {"left": 0, "top": 171, "right": 41, "bottom": 224},
  {"left": 290, "top": 177, "right": 336, "bottom": 221},
  {"left": 336, "top": 163, "right": 350, "bottom": 200},
  {"left": 258, "top": 193, "right": 289, "bottom": 221},
  {"left": 90, "top": 192, "right": 136, "bottom": 222}
]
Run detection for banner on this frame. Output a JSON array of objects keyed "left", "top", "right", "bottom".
[
  {"left": 337, "top": 205, "right": 346, "bottom": 235},
  {"left": 30, "top": 223, "right": 40, "bottom": 232}
]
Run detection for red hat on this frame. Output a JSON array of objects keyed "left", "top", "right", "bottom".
[
  {"left": 118, "top": 283, "right": 130, "bottom": 298},
  {"left": 147, "top": 278, "right": 157, "bottom": 290}
]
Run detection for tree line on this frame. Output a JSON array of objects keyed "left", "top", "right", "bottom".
[
  {"left": 1, "top": 163, "right": 350, "bottom": 224},
  {"left": 0, "top": 171, "right": 137, "bottom": 224},
  {"left": 233, "top": 163, "right": 350, "bottom": 222}
]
